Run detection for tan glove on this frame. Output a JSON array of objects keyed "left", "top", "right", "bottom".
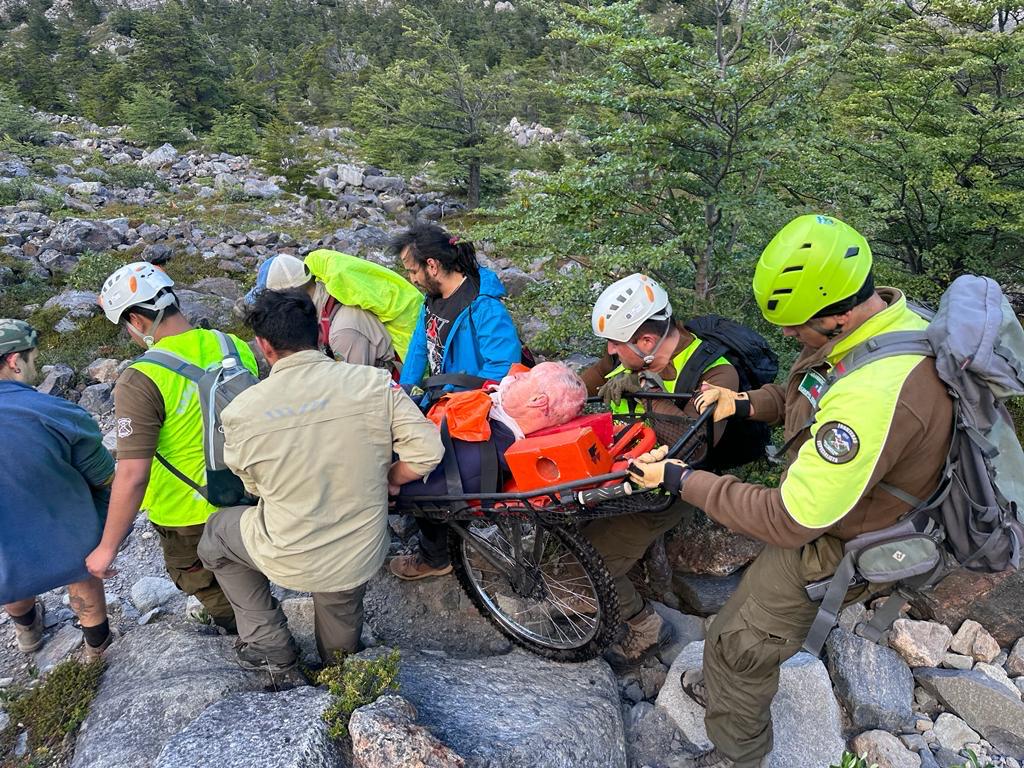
[
  {"left": 627, "top": 445, "right": 691, "bottom": 493},
  {"left": 693, "top": 382, "right": 751, "bottom": 422},
  {"left": 597, "top": 370, "right": 664, "bottom": 407}
]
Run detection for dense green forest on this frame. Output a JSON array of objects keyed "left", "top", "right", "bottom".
[{"left": 0, "top": 0, "right": 1022, "bottom": 356}]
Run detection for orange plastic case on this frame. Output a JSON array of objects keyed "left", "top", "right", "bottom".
[{"left": 504, "top": 427, "right": 613, "bottom": 491}]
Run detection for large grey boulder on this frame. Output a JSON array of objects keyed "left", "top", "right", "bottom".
[
  {"left": 389, "top": 647, "right": 627, "bottom": 768},
  {"left": 71, "top": 626, "right": 264, "bottom": 768},
  {"left": 826, "top": 628, "right": 914, "bottom": 732},
  {"left": 657, "top": 641, "right": 845, "bottom": 768},
  {"left": 175, "top": 289, "right": 235, "bottom": 329},
  {"left": 139, "top": 144, "right": 179, "bottom": 169},
  {"left": 153, "top": 687, "right": 341, "bottom": 768},
  {"left": 42, "top": 218, "right": 122, "bottom": 255},
  {"left": 915, "top": 667, "right": 1024, "bottom": 758},
  {"left": 362, "top": 175, "right": 404, "bottom": 193}
]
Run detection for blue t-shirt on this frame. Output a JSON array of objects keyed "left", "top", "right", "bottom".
[{"left": 0, "top": 381, "right": 114, "bottom": 603}]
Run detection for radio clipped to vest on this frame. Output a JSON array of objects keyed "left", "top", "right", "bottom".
[
  {"left": 136, "top": 331, "right": 258, "bottom": 507},
  {"left": 801, "top": 275, "right": 1024, "bottom": 656}
]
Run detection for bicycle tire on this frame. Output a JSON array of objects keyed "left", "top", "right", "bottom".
[{"left": 449, "top": 519, "right": 620, "bottom": 662}]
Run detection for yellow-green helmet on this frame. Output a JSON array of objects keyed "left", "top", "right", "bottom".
[{"left": 753, "top": 214, "right": 873, "bottom": 326}]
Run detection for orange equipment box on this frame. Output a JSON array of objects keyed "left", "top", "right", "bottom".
[
  {"left": 503, "top": 427, "right": 613, "bottom": 491},
  {"left": 529, "top": 412, "right": 614, "bottom": 448}
]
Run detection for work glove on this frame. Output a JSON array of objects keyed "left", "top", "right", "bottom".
[
  {"left": 693, "top": 382, "right": 751, "bottom": 422},
  {"left": 627, "top": 445, "right": 691, "bottom": 494},
  {"left": 598, "top": 370, "right": 664, "bottom": 407}
]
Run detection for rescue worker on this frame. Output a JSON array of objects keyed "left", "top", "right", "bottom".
[
  {"left": 198, "top": 289, "right": 444, "bottom": 672},
  {"left": 248, "top": 251, "right": 422, "bottom": 373},
  {"left": 628, "top": 214, "right": 954, "bottom": 768},
  {"left": 87, "top": 263, "right": 258, "bottom": 634},
  {"left": 581, "top": 274, "right": 739, "bottom": 669},
  {"left": 0, "top": 320, "right": 115, "bottom": 659},
  {"left": 392, "top": 223, "right": 522, "bottom": 398}
]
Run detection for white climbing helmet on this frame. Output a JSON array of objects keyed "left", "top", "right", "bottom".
[
  {"left": 591, "top": 273, "right": 672, "bottom": 343},
  {"left": 99, "top": 262, "right": 176, "bottom": 325}
]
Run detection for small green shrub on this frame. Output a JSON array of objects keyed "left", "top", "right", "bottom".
[
  {"left": 104, "top": 164, "right": 167, "bottom": 191},
  {"left": 315, "top": 649, "right": 400, "bottom": 740},
  {"left": 0, "top": 177, "right": 37, "bottom": 206},
  {"left": 831, "top": 752, "right": 878, "bottom": 768},
  {"left": 121, "top": 84, "right": 187, "bottom": 147},
  {"left": 955, "top": 749, "right": 997, "bottom": 768},
  {"left": 66, "top": 251, "right": 132, "bottom": 291},
  {"left": 0, "top": 659, "right": 105, "bottom": 766},
  {"left": 207, "top": 107, "right": 259, "bottom": 156},
  {"left": 0, "top": 89, "right": 50, "bottom": 144},
  {"left": 161, "top": 251, "right": 224, "bottom": 284}
]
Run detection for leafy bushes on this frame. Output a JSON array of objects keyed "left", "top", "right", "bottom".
[
  {"left": 0, "top": 89, "right": 49, "bottom": 144},
  {"left": 314, "top": 649, "right": 400, "bottom": 740},
  {"left": 207, "top": 108, "right": 259, "bottom": 156}
]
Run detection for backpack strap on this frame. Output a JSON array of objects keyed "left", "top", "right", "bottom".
[
  {"left": 438, "top": 417, "right": 465, "bottom": 496},
  {"left": 134, "top": 350, "right": 206, "bottom": 383},
  {"left": 153, "top": 453, "right": 208, "bottom": 499},
  {"left": 319, "top": 297, "right": 337, "bottom": 356},
  {"left": 768, "top": 330, "right": 934, "bottom": 465},
  {"left": 802, "top": 550, "right": 858, "bottom": 655},
  {"left": 675, "top": 339, "right": 724, "bottom": 398},
  {"left": 213, "top": 329, "right": 236, "bottom": 360}
]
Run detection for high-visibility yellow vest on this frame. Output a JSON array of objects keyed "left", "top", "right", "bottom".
[
  {"left": 130, "top": 329, "right": 257, "bottom": 527},
  {"left": 606, "top": 335, "right": 730, "bottom": 415}
]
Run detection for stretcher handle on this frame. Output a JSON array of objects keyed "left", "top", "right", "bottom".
[
  {"left": 666, "top": 406, "right": 716, "bottom": 461},
  {"left": 577, "top": 483, "right": 633, "bottom": 506}
]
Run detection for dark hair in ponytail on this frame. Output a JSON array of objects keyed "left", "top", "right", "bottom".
[{"left": 388, "top": 223, "right": 480, "bottom": 281}]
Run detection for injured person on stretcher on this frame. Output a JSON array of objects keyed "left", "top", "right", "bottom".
[
  {"left": 392, "top": 360, "right": 643, "bottom": 579},
  {"left": 397, "top": 361, "right": 591, "bottom": 498}
]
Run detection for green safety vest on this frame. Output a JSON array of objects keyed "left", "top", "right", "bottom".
[
  {"left": 779, "top": 295, "right": 929, "bottom": 529},
  {"left": 131, "top": 328, "right": 258, "bottom": 527},
  {"left": 304, "top": 249, "right": 424, "bottom": 360},
  {"left": 606, "top": 334, "right": 730, "bottom": 415}
]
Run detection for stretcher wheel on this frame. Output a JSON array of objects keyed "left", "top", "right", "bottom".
[{"left": 448, "top": 518, "right": 619, "bottom": 661}]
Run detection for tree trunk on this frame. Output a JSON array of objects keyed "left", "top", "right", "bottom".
[{"left": 467, "top": 159, "right": 481, "bottom": 210}]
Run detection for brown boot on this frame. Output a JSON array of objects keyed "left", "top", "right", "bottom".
[
  {"left": 603, "top": 602, "right": 673, "bottom": 672},
  {"left": 13, "top": 601, "right": 44, "bottom": 653},
  {"left": 81, "top": 627, "right": 119, "bottom": 662},
  {"left": 389, "top": 553, "right": 453, "bottom": 581}
]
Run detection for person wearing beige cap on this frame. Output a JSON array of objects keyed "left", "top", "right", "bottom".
[{"left": 251, "top": 251, "right": 422, "bottom": 375}]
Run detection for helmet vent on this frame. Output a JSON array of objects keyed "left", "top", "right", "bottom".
[
  {"left": 844, "top": 246, "right": 860, "bottom": 258},
  {"left": 800, "top": 242, "right": 813, "bottom": 249},
  {"left": 767, "top": 299, "right": 779, "bottom": 311},
  {"left": 772, "top": 288, "right": 792, "bottom": 296},
  {"left": 781, "top": 266, "right": 803, "bottom": 274}
]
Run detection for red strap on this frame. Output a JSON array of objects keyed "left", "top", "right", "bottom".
[{"left": 319, "top": 297, "right": 337, "bottom": 351}]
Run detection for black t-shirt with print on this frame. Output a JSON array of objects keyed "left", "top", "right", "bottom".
[{"left": 424, "top": 277, "right": 478, "bottom": 375}]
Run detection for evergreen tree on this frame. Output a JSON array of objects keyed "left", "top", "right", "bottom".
[
  {"left": 121, "top": 84, "right": 187, "bottom": 146},
  {"left": 207, "top": 106, "right": 259, "bottom": 155}
]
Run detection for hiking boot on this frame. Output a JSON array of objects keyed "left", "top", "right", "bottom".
[
  {"left": 603, "top": 602, "right": 674, "bottom": 672},
  {"left": 694, "top": 748, "right": 768, "bottom": 768},
  {"left": 80, "top": 627, "right": 119, "bottom": 662},
  {"left": 389, "top": 553, "right": 453, "bottom": 581},
  {"left": 681, "top": 667, "right": 708, "bottom": 708},
  {"left": 13, "top": 602, "right": 44, "bottom": 653},
  {"left": 234, "top": 642, "right": 299, "bottom": 674}
]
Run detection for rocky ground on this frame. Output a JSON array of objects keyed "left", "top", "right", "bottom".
[{"left": 2, "top": 114, "right": 1024, "bottom": 768}]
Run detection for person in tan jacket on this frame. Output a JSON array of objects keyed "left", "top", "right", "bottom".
[{"left": 198, "top": 289, "right": 444, "bottom": 674}]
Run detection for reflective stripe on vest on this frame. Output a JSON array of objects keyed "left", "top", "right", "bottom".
[
  {"left": 606, "top": 335, "right": 729, "bottom": 415},
  {"left": 130, "top": 329, "right": 257, "bottom": 527}
]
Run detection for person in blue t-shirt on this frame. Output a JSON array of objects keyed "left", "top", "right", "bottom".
[
  {"left": 0, "top": 320, "right": 116, "bottom": 660},
  {"left": 391, "top": 224, "right": 522, "bottom": 399}
]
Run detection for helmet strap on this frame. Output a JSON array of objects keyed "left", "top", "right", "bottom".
[
  {"left": 628, "top": 319, "right": 673, "bottom": 368},
  {"left": 125, "top": 307, "right": 166, "bottom": 349}
]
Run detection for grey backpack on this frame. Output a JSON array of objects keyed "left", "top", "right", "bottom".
[
  {"left": 801, "top": 275, "right": 1024, "bottom": 655},
  {"left": 136, "top": 330, "right": 258, "bottom": 507}
]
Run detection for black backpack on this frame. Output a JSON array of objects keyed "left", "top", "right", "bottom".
[{"left": 676, "top": 315, "right": 779, "bottom": 471}]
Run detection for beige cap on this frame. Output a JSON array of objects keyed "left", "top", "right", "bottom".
[{"left": 265, "top": 255, "right": 312, "bottom": 290}]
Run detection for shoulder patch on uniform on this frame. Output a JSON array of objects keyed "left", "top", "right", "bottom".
[
  {"left": 117, "top": 417, "right": 133, "bottom": 438},
  {"left": 815, "top": 421, "right": 859, "bottom": 464}
]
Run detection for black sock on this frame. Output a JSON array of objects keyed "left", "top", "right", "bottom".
[
  {"left": 82, "top": 619, "right": 110, "bottom": 648},
  {"left": 10, "top": 604, "right": 36, "bottom": 626}
]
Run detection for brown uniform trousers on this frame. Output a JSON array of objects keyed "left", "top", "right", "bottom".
[
  {"left": 151, "top": 521, "right": 236, "bottom": 632},
  {"left": 198, "top": 505, "right": 367, "bottom": 666},
  {"left": 704, "top": 536, "right": 870, "bottom": 766}
]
